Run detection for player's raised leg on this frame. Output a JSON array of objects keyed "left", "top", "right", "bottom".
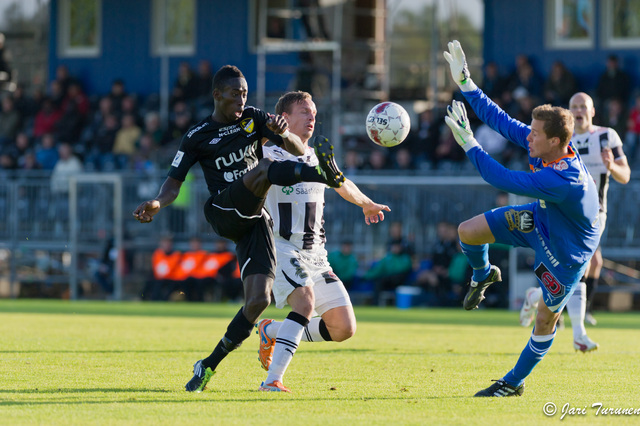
[{"left": 458, "top": 214, "right": 502, "bottom": 310}]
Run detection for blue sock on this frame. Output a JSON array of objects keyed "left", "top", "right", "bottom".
[
  {"left": 503, "top": 330, "right": 556, "bottom": 387},
  {"left": 459, "top": 241, "right": 490, "bottom": 281}
]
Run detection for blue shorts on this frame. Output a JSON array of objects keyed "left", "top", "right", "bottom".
[{"left": 485, "top": 203, "right": 588, "bottom": 312}]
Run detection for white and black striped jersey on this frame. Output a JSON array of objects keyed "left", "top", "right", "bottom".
[
  {"left": 572, "top": 126, "right": 624, "bottom": 213},
  {"left": 263, "top": 143, "right": 327, "bottom": 252},
  {"left": 168, "top": 107, "right": 283, "bottom": 196}
]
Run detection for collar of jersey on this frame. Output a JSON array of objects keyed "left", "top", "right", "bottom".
[{"left": 541, "top": 145, "right": 576, "bottom": 168}]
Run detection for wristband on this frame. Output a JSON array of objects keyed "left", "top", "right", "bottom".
[{"left": 280, "top": 129, "right": 290, "bottom": 139}]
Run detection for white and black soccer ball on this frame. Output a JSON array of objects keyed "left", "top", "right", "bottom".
[{"left": 365, "top": 102, "right": 411, "bottom": 147}]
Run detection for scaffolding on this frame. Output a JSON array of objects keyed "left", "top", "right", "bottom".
[{"left": 252, "top": 0, "right": 389, "bottom": 155}]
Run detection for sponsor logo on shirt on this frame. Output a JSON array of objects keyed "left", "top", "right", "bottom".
[
  {"left": 215, "top": 141, "right": 259, "bottom": 169},
  {"left": 187, "top": 122, "right": 209, "bottom": 138},
  {"left": 553, "top": 160, "right": 568, "bottom": 171},
  {"left": 171, "top": 151, "right": 184, "bottom": 167},
  {"left": 282, "top": 186, "right": 294, "bottom": 195},
  {"left": 223, "top": 159, "right": 259, "bottom": 182},
  {"left": 209, "top": 138, "right": 221, "bottom": 145},
  {"left": 504, "top": 209, "right": 534, "bottom": 233}
]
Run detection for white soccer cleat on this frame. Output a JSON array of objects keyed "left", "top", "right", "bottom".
[
  {"left": 519, "top": 287, "right": 540, "bottom": 327},
  {"left": 574, "top": 334, "right": 599, "bottom": 353},
  {"left": 585, "top": 312, "right": 597, "bottom": 326}
]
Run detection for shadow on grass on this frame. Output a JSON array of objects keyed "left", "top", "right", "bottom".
[
  {"left": 1, "top": 300, "right": 638, "bottom": 329},
  {"left": 0, "top": 388, "right": 172, "bottom": 394}
]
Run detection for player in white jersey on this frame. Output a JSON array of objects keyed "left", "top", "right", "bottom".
[
  {"left": 520, "top": 92, "right": 630, "bottom": 352},
  {"left": 255, "top": 91, "right": 390, "bottom": 392}
]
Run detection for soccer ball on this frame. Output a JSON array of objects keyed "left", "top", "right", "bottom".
[{"left": 365, "top": 102, "right": 411, "bottom": 147}]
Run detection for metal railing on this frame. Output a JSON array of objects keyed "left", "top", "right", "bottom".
[{"left": 1, "top": 171, "right": 638, "bottom": 301}]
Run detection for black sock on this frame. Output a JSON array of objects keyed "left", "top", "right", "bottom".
[
  {"left": 202, "top": 308, "right": 254, "bottom": 370},
  {"left": 584, "top": 276, "right": 599, "bottom": 312},
  {"left": 319, "top": 318, "right": 333, "bottom": 341},
  {"left": 287, "top": 311, "right": 310, "bottom": 327},
  {"left": 267, "top": 161, "right": 324, "bottom": 186}
]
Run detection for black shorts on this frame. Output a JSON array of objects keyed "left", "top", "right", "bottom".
[{"left": 203, "top": 180, "right": 276, "bottom": 280}]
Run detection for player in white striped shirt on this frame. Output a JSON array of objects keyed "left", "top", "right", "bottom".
[{"left": 256, "top": 91, "right": 390, "bottom": 392}]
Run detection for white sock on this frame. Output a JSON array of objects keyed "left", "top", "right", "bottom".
[
  {"left": 301, "top": 317, "right": 330, "bottom": 342},
  {"left": 266, "top": 317, "right": 330, "bottom": 342},
  {"left": 264, "top": 318, "right": 304, "bottom": 384},
  {"left": 566, "top": 282, "right": 587, "bottom": 340}
]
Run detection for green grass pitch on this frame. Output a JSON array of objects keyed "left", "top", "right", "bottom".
[{"left": 1, "top": 300, "right": 638, "bottom": 425}]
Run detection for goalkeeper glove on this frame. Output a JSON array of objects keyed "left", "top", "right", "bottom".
[
  {"left": 443, "top": 40, "right": 478, "bottom": 92},
  {"left": 444, "top": 100, "right": 479, "bottom": 152}
]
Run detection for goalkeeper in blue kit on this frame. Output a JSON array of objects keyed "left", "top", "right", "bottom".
[{"left": 443, "top": 41, "right": 601, "bottom": 397}]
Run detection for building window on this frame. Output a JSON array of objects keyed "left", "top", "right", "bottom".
[
  {"left": 152, "top": 0, "right": 195, "bottom": 55},
  {"left": 602, "top": 0, "right": 640, "bottom": 47},
  {"left": 58, "top": 0, "right": 101, "bottom": 57},
  {"left": 546, "top": 0, "right": 594, "bottom": 49}
]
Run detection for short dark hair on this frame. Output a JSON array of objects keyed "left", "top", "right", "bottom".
[
  {"left": 213, "top": 65, "right": 245, "bottom": 91},
  {"left": 531, "top": 104, "right": 574, "bottom": 148},
  {"left": 275, "top": 90, "right": 312, "bottom": 115}
]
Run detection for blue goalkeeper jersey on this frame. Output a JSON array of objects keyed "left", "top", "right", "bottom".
[{"left": 461, "top": 88, "right": 600, "bottom": 266}]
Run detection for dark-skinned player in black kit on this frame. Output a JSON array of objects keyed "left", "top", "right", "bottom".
[{"left": 133, "top": 65, "right": 345, "bottom": 392}]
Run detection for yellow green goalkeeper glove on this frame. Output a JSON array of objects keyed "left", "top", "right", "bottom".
[
  {"left": 443, "top": 40, "right": 478, "bottom": 92},
  {"left": 444, "top": 100, "right": 480, "bottom": 152}
]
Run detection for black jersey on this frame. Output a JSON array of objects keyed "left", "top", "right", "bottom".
[{"left": 168, "top": 106, "right": 283, "bottom": 195}]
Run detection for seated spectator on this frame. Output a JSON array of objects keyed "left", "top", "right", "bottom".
[
  {"left": 0, "top": 95, "right": 21, "bottom": 145},
  {"left": 131, "top": 133, "right": 159, "bottom": 173},
  {"left": 34, "top": 133, "right": 59, "bottom": 170},
  {"left": 112, "top": 113, "right": 142, "bottom": 169},
  {"left": 50, "top": 142, "right": 83, "bottom": 194},
  {"left": 122, "top": 95, "right": 143, "bottom": 127},
  {"left": 108, "top": 79, "right": 127, "bottom": 114},
  {"left": 327, "top": 239, "right": 359, "bottom": 290},
  {"left": 482, "top": 61, "right": 507, "bottom": 101},
  {"left": 163, "top": 101, "right": 193, "bottom": 147},
  {"left": 12, "top": 83, "right": 40, "bottom": 122},
  {"left": 392, "top": 147, "right": 415, "bottom": 172},
  {"left": 387, "top": 221, "right": 415, "bottom": 257},
  {"left": 362, "top": 149, "right": 389, "bottom": 171},
  {"left": 0, "top": 152, "right": 17, "bottom": 172},
  {"left": 596, "top": 54, "right": 631, "bottom": 111},
  {"left": 413, "top": 221, "right": 466, "bottom": 307},
  {"left": 506, "top": 54, "right": 543, "bottom": 99},
  {"left": 343, "top": 149, "right": 363, "bottom": 175},
  {"left": 195, "top": 59, "right": 214, "bottom": 102},
  {"left": 602, "top": 98, "right": 627, "bottom": 141},
  {"left": 20, "top": 151, "right": 40, "bottom": 170},
  {"left": 625, "top": 94, "right": 640, "bottom": 165},
  {"left": 173, "top": 62, "right": 199, "bottom": 103},
  {"left": 363, "top": 240, "right": 414, "bottom": 306},
  {"left": 55, "top": 82, "right": 88, "bottom": 143},
  {"left": 544, "top": 60, "right": 578, "bottom": 108},
  {"left": 54, "top": 64, "right": 78, "bottom": 97},
  {"left": 409, "top": 107, "right": 442, "bottom": 169},
  {"left": 88, "top": 113, "right": 119, "bottom": 170},
  {"left": 5, "top": 132, "right": 32, "bottom": 165},
  {"left": 33, "top": 97, "right": 63, "bottom": 140}
]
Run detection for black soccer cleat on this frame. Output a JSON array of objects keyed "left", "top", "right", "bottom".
[
  {"left": 463, "top": 265, "right": 501, "bottom": 310},
  {"left": 185, "top": 359, "right": 215, "bottom": 392},
  {"left": 312, "top": 135, "right": 345, "bottom": 188},
  {"left": 474, "top": 379, "right": 524, "bottom": 397}
]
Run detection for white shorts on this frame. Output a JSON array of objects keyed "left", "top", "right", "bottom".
[{"left": 272, "top": 243, "right": 351, "bottom": 316}]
